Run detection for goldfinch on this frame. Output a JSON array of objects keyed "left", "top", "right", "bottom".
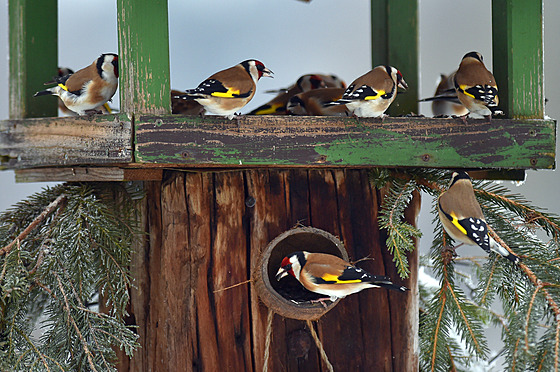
[
  {"left": 34, "top": 54, "right": 119, "bottom": 115},
  {"left": 418, "top": 72, "right": 468, "bottom": 117},
  {"left": 453, "top": 52, "right": 500, "bottom": 118},
  {"left": 438, "top": 171, "right": 520, "bottom": 263},
  {"left": 287, "top": 87, "right": 349, "bottom": 116},
  {"left": 171, "top": 89, "right": 205, "bottom": 115},
  {"left": 249, "top": 74, "right": 325, "bottom": 115},
  {"left": 276, "top": 251, "right": 407, "bottom": 302},
  {"left": 325, "top": 65, "right": 407, "bottom": 118},
  {"left": 175, "top": 60, "right": 273, "bottom": 119}
]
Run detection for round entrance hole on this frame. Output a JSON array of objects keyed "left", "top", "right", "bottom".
[{"left": 253, "top": 226, "right": 348, "bottom": 320}]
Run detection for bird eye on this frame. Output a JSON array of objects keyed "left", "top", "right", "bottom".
[{"left": 285, "top": 264, "right": 292, "bottom": 270}]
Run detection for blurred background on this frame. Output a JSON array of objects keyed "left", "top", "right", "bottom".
[{"left": 0, "top": 1, "right": 558, "bottom": 368}]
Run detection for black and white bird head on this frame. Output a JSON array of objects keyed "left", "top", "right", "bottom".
[
  {"left": 449, "top": 171, "right": 471, "bottom": 187},
  {"left": 97, "top": 53, "right": 119, "bottom": 81},
  {"left": 241, "top": 59, "right": 274, "bottom": 83},
  {"left": 386, "top": 66, "right": 408, "bottom": 90},
  {"left": 276, "top": 251, "right": 306, "bottom": 281}
]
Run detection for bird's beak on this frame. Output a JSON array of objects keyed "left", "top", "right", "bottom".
[
  {"left": 276, "top": 267, "right": 288, "bottom": 281},
  {"left": 263, "top": 68, "right": 274, "bottom": 78},
  {"left": 398, "top": 78, "right": 408, "bottom": 90}
]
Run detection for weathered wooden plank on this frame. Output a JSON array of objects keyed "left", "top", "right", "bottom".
[
  {"left": 211, "top": 172, "right": 254, "bottom": 370},
  {"left": 14, "top": 167, "right": 163, "bottom": 183},
  {"left": 9, "top": 0, "right": 57, "bottom": 119},
  {"left": 120, "top": 169, "right": 419, "bottom": 370},
  {"left": 135, "top": 115, "right": 556, "bottom": 169},
  {"left": 117, "top": 0, "right": 171, "bottom": 114},
  {"left": 333, "top": 169, "right": 395, "bottom": 371},
  {"left": 247, "top": 169, "right": 293, "bottom": 372},
  {"left": 185, "top": 172, "right": 220, "bottom": 371},
  {"left": 144, "top": 181, "right": 163, "bottom": 371},
  {"left": 157, "top": 173, "right": 192, "bottom": 370},
  {"left": 0, "top": 114, "right": 132, "bottom": 169},
  {"left": 492, "top": 0, "right": 544, "bottom": 119},
  {"left": 371, "top": 0, "right": 419, "bottom": 116},
  {"left": 307, "top": 169, "right": 367, "bottom": 371}
]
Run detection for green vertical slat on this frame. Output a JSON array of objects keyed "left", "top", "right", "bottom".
[
  {"left": 8, "top": 0, "right": 57, "bottom": 119},
  {"left": 117, "top": 0, "right": 171, "bottom": 114},
  {"left": 371, "top": 0, "right": 418, "bottom": 116},
  {"left": 492, "top": 0, "right": 544, "bottom": 119},
  {"left": 371, "top": 0, "right": 388, "bottom": 68}
]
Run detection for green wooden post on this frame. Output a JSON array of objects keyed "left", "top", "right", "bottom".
[
  {"left": 8, "top": 0, "right": 57, "bottom": 119},
  {"left": 371, "top": 0, "right": 418, "bottom": 116},
  {"left": 117, "top": 0, "right": 171, "bottom": 114},
  {"left": 492, "top": 0, "right": 544, "bottom": 119}
]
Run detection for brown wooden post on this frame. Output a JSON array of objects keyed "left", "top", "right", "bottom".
[{"left": 119, "top": 168, "right": 419, "bottom": 371}]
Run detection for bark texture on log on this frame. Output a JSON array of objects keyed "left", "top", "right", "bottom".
[{"left": 121, "top": 169, "right": 419, "bottom": 371}]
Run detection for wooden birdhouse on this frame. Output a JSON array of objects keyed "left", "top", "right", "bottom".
[{"left": 0, "top": 0, "right": 554, "bottom": 371}]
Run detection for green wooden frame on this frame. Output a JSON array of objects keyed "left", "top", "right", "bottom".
[{"left": 0, "top": 0, "right": 555, "bottom": 182}]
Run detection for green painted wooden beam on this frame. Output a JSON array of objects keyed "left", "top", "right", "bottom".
[
  {"left": 1, "top": 115, "right": 555, "bottom": 171},
  {"left": 492, "top": 0, "right": 544, "bottom": 119},
  {"left": 133, "top": 115, "right": 555, "bottom": 170},
  {"left": 117, "top": 0, "right": 171, "bottom": 114},
  {"left": 8, "top": 0, "right": 57, "bottom": 119},
  {"left": 371, "top": 0, "right": 418, "bottom": 116}
]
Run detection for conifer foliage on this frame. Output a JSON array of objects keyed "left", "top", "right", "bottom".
[
  {"left": 376, "top": 169, "right": 560, "bottom": 371},
  {"left": 0, "top": 183, "right": 139, "bottom": 371}
]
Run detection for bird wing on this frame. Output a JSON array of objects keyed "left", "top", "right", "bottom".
[
  {"left": 58, "top": 63, "right": 99, "bottom": 95},
  {"left": 458, "top": 84, "right": 498, "bottom": 105},
  {"left": 454, "top": 61, "right": 498, "bottom": 105},
  {"left": 456, "top": 217, "right": 491, "bottom": 251},
  {"left": 313, "top": 265, "right": 371, "bottom": 284},
  {"left": 186, "top": 78, "right": 252, "bottom": 98}
]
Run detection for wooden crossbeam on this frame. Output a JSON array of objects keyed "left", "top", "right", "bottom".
[{"left": 1, "top": 114, "right": 555, "bottom": 174}]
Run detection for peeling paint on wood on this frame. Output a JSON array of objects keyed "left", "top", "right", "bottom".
[
  {"left": 117, "top": 0, "right": 170, "bottom": 114},
  {"left": 9, "top": 0, "right": 57, "bottom": 118},
  {"left": 492, "top": 0, "right": 544, "bottom": 119},
  {"left": 371, "top": 0, "right": 418, "bottom": 116},
  {"left": 135, "top": 115, "right": 556, "bottom": 170}
]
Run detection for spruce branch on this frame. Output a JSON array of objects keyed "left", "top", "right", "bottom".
[
  {"left": 0, "top": 183, "right": 139, "bottom": 371},
  {"left": 378, "top": 178, "right": 422, "bottom": 279},
  {"left": 0, "top": 194, "right": 66, "bottom": 256}
]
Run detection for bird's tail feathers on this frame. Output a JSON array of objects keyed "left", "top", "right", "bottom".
[
  {"left": 368, "top": 275, "right": 409, "bottom": 292},
  {"left": 33, "top": 88, "right": 55, "bottom": 97},
  {"left": 419, "top": 89, "right": 460, "bottom": 104},
  {"left": 174, "top": 92, "right": 201, "bottom": 101},
  {"left": 490, "top": 237, "right": 520, "bottom": 264},
  {"left": 323, "top": 99, "right": 348, "bottom": 107}
]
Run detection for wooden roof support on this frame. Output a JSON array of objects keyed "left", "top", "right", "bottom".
[
  {"left": 371, "top": 0, "right": 419, "bottom": 116},
  {"left": 492, "top": 0, "right": 544, "bottom": 119},
  {"left": 117, "top": 0, "right": 171, "bottom": 115},
  {"left": 8, "top": 0, "right": 58, "bottom": 119}
]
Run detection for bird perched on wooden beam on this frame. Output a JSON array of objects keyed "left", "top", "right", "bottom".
[
  {"left": 419, "top": 72, "right": 468, "bottom": 117},
  {"left": 34, "top": 54, "right": 119, "bottom": 115},
  {"left": 438, "top": 171, "right": 520, "bottom": 263},
  {"left": 249, "top": 73, "right": 345, "bottom": 115},
  {"left": 287, "top": 87, "right": 349, "bottom": 116},
  {"left": 324, "top": 65, "right": 407, "bottom": 118},
  {"left": 174, "top": 60, "right": 273, "bottom": 119},
  {"left": 171, "top": 89, "right": 205, "bottom": 115},
  {"left": 420, "top": 52, "right": 500, "bottom": 121},
  {"left": 276, "top": 251, "right": 407, "bottom": 302}
]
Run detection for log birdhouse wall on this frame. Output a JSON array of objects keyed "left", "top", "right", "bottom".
[{"left": 121, "top": 169, "right": 419, "bottom": 371}]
